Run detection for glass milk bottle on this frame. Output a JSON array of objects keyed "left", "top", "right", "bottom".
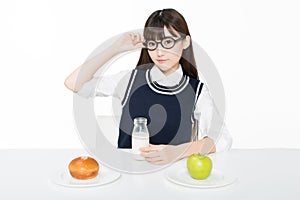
[{"left": 132, "top": 117, "right": 150, "bottom": 161}]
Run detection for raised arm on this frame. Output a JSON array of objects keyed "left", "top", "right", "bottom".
[{"left": 64, "top": 32, "right": 144, "bottom": 92}]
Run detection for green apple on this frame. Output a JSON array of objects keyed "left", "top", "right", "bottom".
[{"left": 187, "top": 154, "right": 213, "bottom": 180}]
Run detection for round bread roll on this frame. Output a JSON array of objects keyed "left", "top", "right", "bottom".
[{"left": 68, "top": 156, "right": 99, "bottom": 180}]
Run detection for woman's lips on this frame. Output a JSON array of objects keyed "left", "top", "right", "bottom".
[{"left": 157, "top": 59, "right": 168, "bottom": 63}]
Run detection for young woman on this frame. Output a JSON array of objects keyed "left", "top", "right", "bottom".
[{"left": 65, "top": 8, "right": 232, "bottom": 165}]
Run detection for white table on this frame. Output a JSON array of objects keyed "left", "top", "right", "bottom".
[{"left": 0, "top": 149, "right": 299, "bottom": 200}]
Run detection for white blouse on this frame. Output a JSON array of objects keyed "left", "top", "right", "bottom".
[{"left": 78, "top": 65, "right": 232, "bottom": 152}]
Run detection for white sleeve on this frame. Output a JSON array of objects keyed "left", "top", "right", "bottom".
[
  {"left": 194, "top": 84, "right": 232, "bottom": 152},
  {"left": 77, "top": 76, "right": 99, "bottom": 99},
  {"left": 77, "top": 70, "right": 131, "bottom": 99}
]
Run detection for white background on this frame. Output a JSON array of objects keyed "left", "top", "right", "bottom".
[{"left": 1, "top": 0, "right": 299, "bottom": 149}]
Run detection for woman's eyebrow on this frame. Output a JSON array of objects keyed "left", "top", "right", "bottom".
[{"left": 150, "top": 36, "right": 177, "bottom": 40}]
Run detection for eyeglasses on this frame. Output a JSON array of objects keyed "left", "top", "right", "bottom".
[{"left": 143, "top": 36, "right": 186, "bottom": 51}]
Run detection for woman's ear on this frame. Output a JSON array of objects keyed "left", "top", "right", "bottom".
[{"left": 183, "top": 35, "right": 191, "bottom": 49}]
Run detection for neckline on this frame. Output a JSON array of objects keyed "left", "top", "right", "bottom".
[
  {"left": 145, "top": 69, "right": 190, "bottom": 95},
  {"left": 150, "top": 64, "right": 183, "bottom": 84}
]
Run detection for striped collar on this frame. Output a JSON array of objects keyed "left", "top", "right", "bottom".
[{"left": 146, "top": 65, "right": 189, "bottom": 95}]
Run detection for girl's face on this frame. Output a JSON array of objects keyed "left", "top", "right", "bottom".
[{"left": 147, "top": 26, "right": 190, "bottom": 75}]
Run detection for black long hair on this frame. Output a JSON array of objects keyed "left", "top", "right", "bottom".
[{"left": 136, "top": 8, "right": 199, "bottom": 80}]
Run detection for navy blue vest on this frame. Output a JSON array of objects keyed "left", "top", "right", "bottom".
[{"left": 118, "top": 68, "right": 203, "bottom": 148}]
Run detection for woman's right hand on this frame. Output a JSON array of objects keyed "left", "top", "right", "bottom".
[
  {"left": 64, "top": 32, "right": 145, "bottom": 93},
  {"left": 113, "top": 32, "right": 145, "bottom": 53}
]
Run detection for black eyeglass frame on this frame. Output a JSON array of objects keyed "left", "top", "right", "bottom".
[{"left": 143, "top": 35, "right": 186, "bottom": 51}]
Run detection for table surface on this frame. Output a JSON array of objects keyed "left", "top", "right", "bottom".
[{"left": 0, "top": 148, "right": 299, "bottom": 200}]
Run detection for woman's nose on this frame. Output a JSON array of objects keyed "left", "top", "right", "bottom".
[{"left": 156, "top": 44, "right": 164, "bottom": 56}]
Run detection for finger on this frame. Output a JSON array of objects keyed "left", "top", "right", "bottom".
[
  {"left": 139, "top": 147, "right": 150, "bottom": 152},
  {"left": 140, "top": 146, "right": 162, "bottom": 152},
  {"left": 140, "top": 145, "right": 158, "bottom": 152},
  {"left": 139, "top": 145, "right": 152, "bottom": 152},
  {"left": 140, "top": 34, "right": 145, "bottom": 42},
  {"left": 157, "top": 161, "right": 169, "bottom": 165},
  {"left": 150, "top": 144, "right": 167, "bottom": 148},
  {"left": 133, "top": 34, "right": 138, "bottom": 44},
  {"left": 141, "top": 151, "right": 160, "bottom": 158},
  {"left": 130, "top": 33, "right": 140, "bottom": 44},
  {"left": 149, "top": 144, "right": 166, "bottom": 149},
  {"left": 149, "top": 160, "right": 167, "bottom": 165},
  {"left": 145, "top": 156, "right": 163, "bottom": 162},
  {"left": 143, "top": 152, "right": 163, "bottom": 162},
  {"left": 133, "top": 33, "right": 142, "bottom": 45},
  {"left": 136, "top": 33, "right": 141, "bottom": 42},
  {"left": 129, "top": 33, "right": 135, "bottom": 41}
]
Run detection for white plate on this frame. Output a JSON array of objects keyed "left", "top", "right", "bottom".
[
  {"left": 165, "top": 165, "right": 237, "bottom": 188},
  {"left": 51, "top": 167, "right": 121, "bottom": 188}
]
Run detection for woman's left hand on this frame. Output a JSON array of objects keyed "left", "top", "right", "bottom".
[{"left": 139, "top": 144, "right": 188, "bottom": 165}]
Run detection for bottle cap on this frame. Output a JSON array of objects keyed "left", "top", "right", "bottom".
[{"left": 134, "top": 117, "right": 147, "bottom": 124}]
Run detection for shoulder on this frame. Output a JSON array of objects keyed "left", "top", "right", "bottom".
[
  {"left": 187, "top": 76, "right": 204, "bottom": 93},
  {"left": 188, "top": 77, "right": 200, "bottom": 84}
]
